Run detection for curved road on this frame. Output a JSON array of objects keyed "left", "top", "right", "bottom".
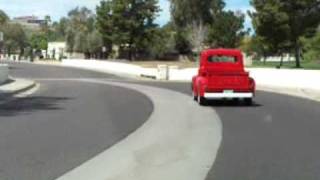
[
  {"left": 2, "top": 61, "right": 320, "bottom": 180},
  {"left": 1, "top": 62, "right": 153, "bottom": 180}
]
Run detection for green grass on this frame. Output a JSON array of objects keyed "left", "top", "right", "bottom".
[{"left": 252, "top": 60, "right": 320, "bottom": 70}]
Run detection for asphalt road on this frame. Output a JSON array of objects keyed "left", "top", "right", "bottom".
[
  {"left": 2, "top": 61, "right": 320, "bottom": 180},
  {"left": 1, "top": 62, "right": 153, "bottom": 180},
  {"left": 139, "top": 82, "right": 320, "bottom": 180}
]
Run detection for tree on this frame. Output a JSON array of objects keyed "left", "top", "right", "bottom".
[
  {"left": 208, "top": 10, "right": 249, "bottom": 48},
  {"left": 96, "top": 0, "right": 114, "bottom": 55},
  {"left": 30, "top": 33, "right": 48, "bottom": 52},
  {"left": 87, "top": 30, "right": 103, "bottom": 58},
  {"left": 0, "top": 9, "right": 8, "bottom": 24},
  {"left": 302, "top": 31, "right": 320, "bottom": 62},
  {"left": 51, "top": 17, "right": 68, "bottom": 41},
  {"left": 96, "top": 0, "right": 160, "bottom": 60},
  {"left": 250, "top": 0, "right": 320, "bottom": 68},
  {"left": 73, "top": 31, "right": 88, "bottom": 55},
  {"left": 170, "top": 0, "right": 225, "bottom": 54},
  {"left": 0, "top": 23, "right": 27, "bottom": 58},
  {"left": 250, "top": 0, "right": 291, "bottom": 67},
  {"left": 282, "top": 0, "right": 320, "bottom": 68},
  {"left": 170, "top": 0, "right": 225, "bottom": 27},
  {"left": 170, "top": 0, "right": 248, "bottom": 54},
  {"left": 146, "top": 23, "right": 176, "bottom": 59},
  {"left": 64, "top": 7, "right": 96, "bottom": 55}
]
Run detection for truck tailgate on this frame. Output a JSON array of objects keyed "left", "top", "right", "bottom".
[{"left": 207, "top": 72, "right": 251, "bottom": 91}]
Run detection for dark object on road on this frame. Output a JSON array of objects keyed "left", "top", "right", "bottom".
[{"left": 192, "top": 49, "right": 256, "bottom": 106}]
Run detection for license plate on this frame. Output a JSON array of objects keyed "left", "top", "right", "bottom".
[{"left": 223, "top": 90, "right": 234, "bottom": 94}]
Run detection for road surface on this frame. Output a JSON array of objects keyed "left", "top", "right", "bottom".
[
  {"left": 1, "top": 62, "right": 153, "bottom": 180},
  {"left": 1, "top": 61, "right": 320, "bottom": 180}
]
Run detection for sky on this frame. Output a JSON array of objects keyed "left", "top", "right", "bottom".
[{"left": 0, "top": 0, "right": 252, "bottom": 29}]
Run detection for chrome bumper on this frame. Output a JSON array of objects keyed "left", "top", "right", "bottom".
[{"left": 204, "top": 92, "right": 254, "bottom": 99}]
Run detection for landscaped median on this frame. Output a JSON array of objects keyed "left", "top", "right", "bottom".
[
  {"left": 0, "top": 64, "right": 9, "bottom": 84},
  {"left": 58, "top": 59, "right": 320, "bottom": 101},
  {"left": 0, "top": 78, "right": 37, "bottom": 100},
  {"left": 0, "top": 63, "right": 37, "bottom": 102}
]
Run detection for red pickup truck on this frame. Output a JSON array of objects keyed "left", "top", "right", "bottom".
[{"left": 192, "top": 49, "right": 256, "bottom": 105}]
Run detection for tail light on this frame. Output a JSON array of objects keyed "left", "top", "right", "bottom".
[
  {"left": 249, "top": 78, "right": 256, "bottom": 91},
  {"left": 201, "top": 71, "right": 208, "bottom": 77}
]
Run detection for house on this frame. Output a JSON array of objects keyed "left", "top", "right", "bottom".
[{"left": 11, "top": 15, "right": 46, "bottom": 30}]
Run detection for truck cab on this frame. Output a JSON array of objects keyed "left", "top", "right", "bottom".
[{"left": 192, "top": 49, "right": 255, "bottom": 105}]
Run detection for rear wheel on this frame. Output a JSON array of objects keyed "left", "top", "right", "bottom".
[
  {"left": 192, "top": 90, "right": 198, "bottom": 101},
  {"left": 232, "top": 98, "right": 240, "bottom": 104},
  {"left": 244, "top": 98, "right": 253, "bottom": 106},
  {"left": 198, "top": 95, "right": 207, "bottom": 106}
]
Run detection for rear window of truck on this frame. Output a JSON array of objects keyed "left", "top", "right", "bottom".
[{"left": 208, "top": 56, "right": 237, "bottom": 63}]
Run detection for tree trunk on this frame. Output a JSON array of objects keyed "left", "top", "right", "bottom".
[
  {"left": 263, "top": 55, "right": 267, "bottom": 65},
  {"left": 128, "top": 44, "right": 135, "bottom": 61},
  {"left": 279, "top": 53, "right": 284, "bottom": 67},
  {"left": 19, "top": 47, "right": 24, "bottom": 60},
  {"left": 7, "top": 47, "right": 11, "bottom": 58},
  {"left": 128, "top": 46, "right": 132, "bottom": 61},
  {"left": 294, "top": 42, "right": 301, "bottom": 68}
]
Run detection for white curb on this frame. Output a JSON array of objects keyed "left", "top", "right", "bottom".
[{"left": 56, "top": 80, "right": 222, "bottom": 180}]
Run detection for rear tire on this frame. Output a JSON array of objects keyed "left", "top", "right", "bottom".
[
  {"left": 192, "top": 91, "right": 197, "bottom": 101},
  {"left": 244, "top": 98, "right": 253, "bottom": 106},
  {"left": 232, "top": 98, "right": 240, "bottom": 105},
  {"left": 198, "top": 96, "right": 207, "bottom": 106}
]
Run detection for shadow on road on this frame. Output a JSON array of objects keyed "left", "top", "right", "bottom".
[
  {"left": 205, "top": 100, "right": 262, "bottom": 108},
  {"left": 0, "top": 96, "right": 72, "bottom": 116}
]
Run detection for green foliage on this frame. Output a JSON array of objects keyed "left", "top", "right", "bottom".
[
  {"left": 62, "top": 7, "right": 97, "bottom": 54},
  {"left": 174, "top": 28, "right": 192, "bottom": 54},
  {"left": 170, "top": 0, "right": 248, "bottom": 53},
  {"left": 207, "top": 11, "right": 249, "bottom": 48},
  {"left": 96, "top": 0, "right": 160, "bottom": 60},
  {"left": 0, "top": 23, "right": 27, "bottom": 56},
  {"left": 87, "top": 30, "right": 103, "bottom": 55},
  {"left": 146, "top": 24, "right": 176, "bottom": 59},
  {"left": 30, "top": 33, "right": 48, "bottom": 50},
  {"left": 170, "top": 0, "right": 226, "bottom": 54},
  {"left": 170, "top": 0, "right": 225, "bottom": 27},
  {"left": 302, "top": 31, "right": 320, "bottom": 61},
  {"left": 250, "top": 0, "right": 320, "bottom": 68},
  {"left": 240, "top": 35, "right": 271, "bottom": 59},
  {"left": 0, "top": 9, "right": 9, "bottom": 24},
  {"left": 51, "top": 18, "right": 68, "bottom": 41},
  {"left": 250, "top": 0, "right": 290, "bottom": 55}
]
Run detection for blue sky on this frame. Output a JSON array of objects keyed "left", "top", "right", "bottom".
[{"left": 0, "top": 0, "right": 252, "bottom": 29}]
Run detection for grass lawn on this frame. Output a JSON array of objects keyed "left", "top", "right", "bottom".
[{"left": 252, "top": 60, "right": 320, "bottom": 70}]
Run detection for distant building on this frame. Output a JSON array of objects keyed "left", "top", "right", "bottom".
[
  {"left": 11, "top": 15, "right": 46, "bottom": 30},
  {"left": 48, "top": 42, "right": 68, "bottom": 60}
]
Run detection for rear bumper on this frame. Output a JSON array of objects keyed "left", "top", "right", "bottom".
[{"left": 204, "top": 92, "right": 254, "bottom": 99}]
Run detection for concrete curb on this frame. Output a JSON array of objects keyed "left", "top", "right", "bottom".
[
  {"left": 0, "top": 78, "right": 37, "bottom": 97},
  {"left": 0, "top": 64, "right": 9, "bottom": 84},
  {"left": 56, "top": 79, "right": 222, "bottom": 180}
]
